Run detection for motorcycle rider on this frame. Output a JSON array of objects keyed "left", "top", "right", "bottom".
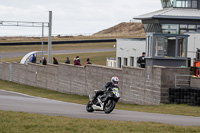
[{"left": 91, "top": 76, "right": 119, "bottom": 103}]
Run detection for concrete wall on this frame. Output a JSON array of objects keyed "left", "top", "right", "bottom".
[
  {"left": 12, "top": 62, "right": 28, "bottom": 85},
  {"left": 0, "top": 62, "right": 10, "bottom": 81},
  {"left": 85, "top": 65, "right": 123, "bottom": 96},
  {"left": 0, "top": 62, "right": 190, "bottom": 105},
  {"left": 190, "top": 77, "right": 200, "bottom": 88},
  {"left": 121, "top": 66, "right": 146, "bottom": 104},
  {"left": 58, "top": 64, "right": 86, "bottom": 95},
  {"left": 159, "top": 66, "right": 190, "bottom": 103}
]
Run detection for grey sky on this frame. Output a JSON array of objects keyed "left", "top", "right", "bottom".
[{"left": 0, "top": 0, "right": 162, "bottom": 36}]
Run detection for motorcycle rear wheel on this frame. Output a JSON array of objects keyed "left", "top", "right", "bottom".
[
  {"left": 86, "top": 101, "right": 94, "bottom": 112},
  {"left": 104, "top": 100, "right": 116, "bottom": 114}
]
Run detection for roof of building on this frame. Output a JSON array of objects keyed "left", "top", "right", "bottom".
[{"left": 134, "top": 8, "right": 200, "bottom": 20}]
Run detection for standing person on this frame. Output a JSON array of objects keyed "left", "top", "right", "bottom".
[
  {"left": 76, "top": 56, "right": 80, "bottom": 63},
  {"left": 85, "top": 58, "right": 92, "bottom": 65},
  {"left": 74, "top": 58, "right": 82, "bottom": 66},
  {"left": 194, "top": 59, "right": 200, "bottom": 77},
  {"left": 65, "top": 57, "right": 70, "bottom": 64},
  {"left": 137, "top": 52, "right": 146, "bottom": 68},
  {"left": 53, "top": 57, "right": 59, "bottom": 65},
  {"left": 31, "top": 54, "right": 36, "bottom": 63},
  {"left": 42, "top": 57, "right": 47, "bottom": 65}
]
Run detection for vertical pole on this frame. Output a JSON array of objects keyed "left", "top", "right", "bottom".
[
  {"left": 193, "top": 37, "right": 196, "bottom": 61},
  {"left": 121, "top": 51, "right": 123, "bottom": 68},
  {"left": 9, "top": 64, "right": 12, "bottom": 81},
  {"left": 48, "top": 11, "right": 52, "bottom": 64},
  {"left": 41, "top": 22, "right": 44, "bottom": 64}
]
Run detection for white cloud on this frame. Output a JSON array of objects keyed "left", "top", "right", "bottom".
[{"left": 0, "top": 0, "right": 162, "bottom": 36}]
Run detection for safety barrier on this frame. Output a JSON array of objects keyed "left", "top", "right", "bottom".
[
  {"left": 169, "top": 87, "right": 200, "bottom": 106},
  {"left": 0, "top": 62, "right": 191, "bottom": 105}
]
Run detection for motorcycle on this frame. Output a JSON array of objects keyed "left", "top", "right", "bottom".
[{"left": 86, "top": 87, "right": 120, "bottom": 114}]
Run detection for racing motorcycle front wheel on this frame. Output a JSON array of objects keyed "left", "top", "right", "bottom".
[
  {"left": 86, "top": 101, "right": 94, "bottom": 112},
  {"left": 103, "top": 100, "right": 116, "bottom": 114}
]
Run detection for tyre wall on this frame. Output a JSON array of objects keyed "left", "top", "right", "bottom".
[{"left": 169, "top": 87, "right": 200, "bottom": 106}]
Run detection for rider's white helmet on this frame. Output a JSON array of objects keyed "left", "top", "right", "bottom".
[{"left": 111, "top": 76, "right": 119, "bottom": 86}]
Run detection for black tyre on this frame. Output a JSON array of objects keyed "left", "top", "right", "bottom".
[
  {"left": 86, "top": 101, "right": 94, "bottom": 112},
  {"left": 104, "top": 100, "right": 116, "bottom": 114}
]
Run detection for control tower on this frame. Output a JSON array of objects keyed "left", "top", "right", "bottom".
[{"left": 134, "top": 0, "right": 200, "bottom": 67}]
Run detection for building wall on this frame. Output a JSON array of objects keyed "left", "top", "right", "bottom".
[
  {"left": 186, "top": 33, "right": 200, "bottom": 66},
  {"left": 116, "top": 34, "right": 200, "bottom": 68},
  {"left": 0, "top": 62, "right": 190, "bottom": 105},
  {"left": 116, "top": 38, "right": 146, "bottom": 68}
]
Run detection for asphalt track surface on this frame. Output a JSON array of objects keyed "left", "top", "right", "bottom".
[
  {"left": 0, "top": 48, "right": 116, "bottom": 58},
  {"left": 0, "top": 90, "right": 200, "bottom": 126}
]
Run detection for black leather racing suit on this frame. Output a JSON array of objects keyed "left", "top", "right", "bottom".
[{"left": 92, "top": 82, "right": 119, "bottom": 101}]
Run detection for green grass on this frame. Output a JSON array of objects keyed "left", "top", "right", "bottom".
[
  {"left": 0, "top": 42, "right": 115, "bottom": 53},
  {"left": 50, "top": 51, "right": 116, "bottom": 66},
  {"left": 1, "top": 51, "right": 116, "bottom": 66},
  {"left": 1, "top": 80, "right": 200, "bottom": 117},
  {"left": 0, "top": 80, "right": 88, "bottom": 105},
  {"left": 0, "top": 110, "right": 200, "bottom": 133},
  {"left": 0, "top": 35, "right": 143, "bottom": 43}
]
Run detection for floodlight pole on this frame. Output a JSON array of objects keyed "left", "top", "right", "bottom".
[
  {"left": 48, "top": 11, "right": 52, "bottom": 64},
  {"left": 41, "top": 22, "right": 44, "bottom": 63}
]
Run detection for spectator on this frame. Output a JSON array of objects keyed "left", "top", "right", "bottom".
[
  {"left": 42, "top": 57, "right": 47, "bottom": 65},
  {"left": 65, "top": 57, "right": 70, "bottom": 64},
  {"left": 74, "top": 58, "right": 82, "bottom": 66},
  {"left": 85, "top": 58, "right": 92, "bottom": 65},
  {"left": 137, "top": 52, "right": 146, "bottom": 68},
  {"left": 31, "top": 54, "right": 36, "bottom": 63},
  {"left": 76, "top": 56, "right": 80, "bottom": 63},
  {"left": 53, "top": 57, "right": 59, "bottom": 65}
]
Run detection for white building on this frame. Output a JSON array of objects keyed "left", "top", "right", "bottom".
[
  {"left": 115, "top": 33, "right": 200, "bottom": 68},
  {"left": 187, "top": 33, "right": 200, "bottom": 65},
  {"left": 116, "top": 38, "right": 145, "bottom": 68}
]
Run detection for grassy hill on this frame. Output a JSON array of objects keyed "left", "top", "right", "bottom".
[
  {"left": 0, "top": 22, "right": 145, "bottom": 42},
  {"left": 93, "top": 22, "right": 145, "bottom": 38}
]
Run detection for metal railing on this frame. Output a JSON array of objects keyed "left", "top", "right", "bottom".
[{"left": 175, "top": 74, "right": 192, "bottom": 88}]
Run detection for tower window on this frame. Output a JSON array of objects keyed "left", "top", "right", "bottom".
[{"left": 161, "top": 0, "right": 198, "bottom": 8}]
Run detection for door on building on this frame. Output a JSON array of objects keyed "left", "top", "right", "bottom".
[
  {"left": 124, "top": 58, "right": 128, "bottom": 66},
  {"left": 130, "top": 57, "right": 134, "bottom": 66},
  {"left": 118, "top": 57, "right": 121, "bottom": 68}
]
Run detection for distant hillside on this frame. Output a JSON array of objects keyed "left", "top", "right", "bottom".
[{"left": 93, "top": 22, "right": 145, "bottom": 38}]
